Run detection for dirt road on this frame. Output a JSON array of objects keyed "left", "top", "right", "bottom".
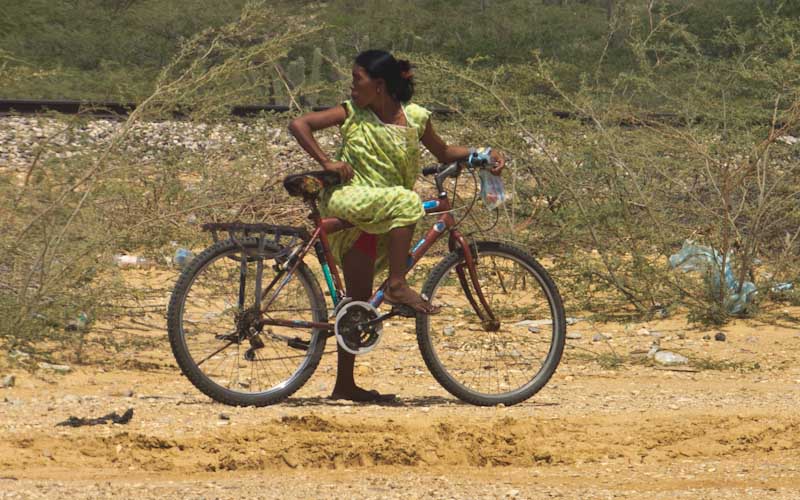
[{"left": 3, "top": 299, "right": 800, "bottom": 499}]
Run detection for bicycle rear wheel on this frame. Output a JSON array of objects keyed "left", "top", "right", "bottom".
[
  {"left": 167, "top": 237, "right": 328, "bottom": 406},
  {"left": 417, "top": 241, "right": 565, "bottom": 406}
]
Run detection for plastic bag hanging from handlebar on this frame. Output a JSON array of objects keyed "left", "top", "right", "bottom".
[{"left": 478, "top": 169, "right": 509, "bottom": 209}]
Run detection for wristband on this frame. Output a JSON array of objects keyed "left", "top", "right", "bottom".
[{"left": 467, "top": 147, "right": 492, "bottom": 167}]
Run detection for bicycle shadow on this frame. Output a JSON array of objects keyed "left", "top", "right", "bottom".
[{"left": 282, "top": 395, "right": 559, "bottom": 408}]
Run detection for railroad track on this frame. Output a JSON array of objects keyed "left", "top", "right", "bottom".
[
  {"left": 0, "top": 98, "right": 455, "bottom": 119},
  {"left": 0, "top": 98, "right": 711, "bottom": 128}
]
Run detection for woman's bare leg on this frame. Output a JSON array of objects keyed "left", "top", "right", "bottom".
[
  {"left": 330, "top": 243, "right": 389, "bottom": 401},
  {"left": 384, "top": 225, "right": 440, "bottom": 314}
]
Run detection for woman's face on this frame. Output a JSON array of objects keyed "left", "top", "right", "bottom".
[{"left": 350, "top": 64, "right": 383, "bottom": 107}]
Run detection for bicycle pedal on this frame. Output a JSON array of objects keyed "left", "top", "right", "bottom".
[
  {"left": 390, "top": 304, "right": 417, "bottom": 318},
  {"left": 287, "top": 337, "right": 309, "bottom": 351}
]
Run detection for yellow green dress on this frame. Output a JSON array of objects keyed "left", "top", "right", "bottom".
[{"left": 319, "top": 99, "right": 431, "bottom": 272}]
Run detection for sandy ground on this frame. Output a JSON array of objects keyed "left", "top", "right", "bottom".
[{"left": 2, "top": 267, "right": 800, "bottom": 499}]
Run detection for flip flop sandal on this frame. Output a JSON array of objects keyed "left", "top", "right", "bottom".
[{"left": 383, "top": 291, "right": 441, "bottom": 316}]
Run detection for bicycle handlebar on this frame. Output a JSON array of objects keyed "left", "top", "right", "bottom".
[{"left": 422, "top": 157, "right": 492, "bottom": 179}]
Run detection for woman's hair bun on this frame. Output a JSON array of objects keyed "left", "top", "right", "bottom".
[{"left": 355, "top": 50, "right": 415, "bottom": 102}]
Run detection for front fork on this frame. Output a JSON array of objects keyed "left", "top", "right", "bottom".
[{"left": 448, "top": 232, "right": 500, "bottom": 331}]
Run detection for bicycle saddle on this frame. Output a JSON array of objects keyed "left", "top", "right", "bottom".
[{"left": 283, "top": 170, "right": 341, "bottom": 198}]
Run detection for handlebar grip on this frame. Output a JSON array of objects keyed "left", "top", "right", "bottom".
[{"left": 422, "top": 165, "right": 441, "bottom": 176}]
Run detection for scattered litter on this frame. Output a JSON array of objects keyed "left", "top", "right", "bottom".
[
  {"left": 172, "top": 248, "right": 195, "bottom": 268},
  {"left": 56, "top": 408, "right": 134, "bottom": 427},
  {"left": 65, "top": 312, "right": 89, "bottom": 331},
  {"left": 37, "top": 362, "right": 72, "bottom": 374},
  {"left": 772, "top": 282, "right": 794, "bottom": 292},
  {"left": 777, "top": 135, "right": 798, "bottom": 145},
  {"left": 442, "top": 326, "right": 455, "bottom": 336},
  {"left": 113, "top": 254, "right": 150, "bottom": 268},
  {"left": 654, "top": 351, "right": 689, "bottom": 366},
  {"left": 566, "top": 333, "right": 582, "bottom": 340},
  {"left": 669, "top": 240, "right": 757, "bottom": 314}
]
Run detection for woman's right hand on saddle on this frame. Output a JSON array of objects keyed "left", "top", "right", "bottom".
[{"left": 322, "top": 160, "right": 354, "bottom": 183}]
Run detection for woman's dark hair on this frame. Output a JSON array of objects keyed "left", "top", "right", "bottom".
[{"left": 354, "top": 50, "right": 414, "bottom": 102}]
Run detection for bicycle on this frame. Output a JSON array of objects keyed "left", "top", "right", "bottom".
[{"left": 167, "top": 159, "right": 566, "bottom": 406}]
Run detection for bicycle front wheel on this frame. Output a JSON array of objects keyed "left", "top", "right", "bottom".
[
  {"left": 167, "top": 237, "right": 328, "bottom": 406},
  {"left": 417, "top": 241, "right": 565, "bottom": 406}
]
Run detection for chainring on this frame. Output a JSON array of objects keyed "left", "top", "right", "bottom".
[{"left": 334, "top": 301, "right": 383, "bottom": 355}]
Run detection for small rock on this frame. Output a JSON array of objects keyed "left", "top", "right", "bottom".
[
  {"left": 649, "top": 331, "right": 663, "bottom": 338},
  {"left": 123, "top": 389, "right": 134, "bottom": 398},
  {"left": 528, "top": 326, "right": 541, "bottom": 333},
  {"left": 702, "top": 334, "right": 711, "bottom": 340},
  {"left": 1, "top": 375, "right": 14, "bottom": 388},
  {"left": 677, "top": 331, "right": 687, "bottom": 340},
  {"left": 219, "top": 413, "right": 230, "bottom": 420},
  {"left": 647, "top": 343, "right": 660, "bottom": 358},
  {"left": 443, "top": 326, "right": 455, "bottom": 336},
  {"left": 37, "top": 362, "right": 72, "bottom": 374},
  {"left": 714, "top": 332, "right": 726, "bottom": 342},
  {"left": 513, "top": 319, "right": 551, "bottom": 328},
  {"left": 506, "top": 489, "right": 520, "bottom": 497},
  {"left": 592, "top": 333, "right": 609, "bottom": 342},
  {"left": 654, "top": 350, "right": 689, "bottom": 366},
  {"left": 745, "top": 336, "right": 758, "bottom": 344},
  {"left": 637, "top": 327, "right": 650, "bottom": 336},
  {"left": 566, "top": 333, "right": 581, "bottom": 340}
]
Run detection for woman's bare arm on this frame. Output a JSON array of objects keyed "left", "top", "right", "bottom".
[
  {"left": 421, "top": 119, "right": 505, "bottom": 175},
  {"left": 288, "top": 105, "right": 354, "bottom": 180}
]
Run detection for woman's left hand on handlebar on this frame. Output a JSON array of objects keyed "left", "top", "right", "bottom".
[{"left": 490, "top": 150, "right": 505, "bottom": 175}]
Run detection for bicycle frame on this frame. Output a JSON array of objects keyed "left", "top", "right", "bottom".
[{"left": 256, "top": 180, "right": 499, "bottom": 333}]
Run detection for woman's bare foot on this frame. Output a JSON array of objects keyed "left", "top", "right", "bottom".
[
  {"left": 384, "top": 281, "right": 441, "bottom": 315},
  {"left": 329, "top": 385, "right": 397, "bottom": 403}
]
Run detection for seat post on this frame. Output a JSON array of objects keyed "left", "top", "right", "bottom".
[{"left": 306, "top": 198, "right": 321, "bottom": 227}]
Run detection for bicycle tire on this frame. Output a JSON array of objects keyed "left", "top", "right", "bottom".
[
  {"left": 416, "top": 241, "right": 565, "bottom": 406},
  {"left": 167, "top": 237, "right": 328, "bottom": 406}
]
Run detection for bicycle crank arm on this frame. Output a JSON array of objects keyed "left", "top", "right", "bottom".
[{"left": 358, "top": 305, "right": 415, "bottom": 331}]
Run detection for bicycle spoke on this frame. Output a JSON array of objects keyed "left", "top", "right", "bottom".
[
  {"left": 196, "top": 341, "right": 235, "bottom": 367},
  {"left": 423, "top": 246, "right": 564, "bottom": 400},
  {"left": 173, "top": 239, "right": 326, "bottom": 403}
]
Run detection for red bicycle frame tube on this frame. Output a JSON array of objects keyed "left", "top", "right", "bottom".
[{"left": 258, "top": 191, "right": 498, "bottom": 330}]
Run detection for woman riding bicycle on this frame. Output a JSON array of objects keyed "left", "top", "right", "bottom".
[{"left": 288, "top": 49, "right": 505, "bottom": 402}]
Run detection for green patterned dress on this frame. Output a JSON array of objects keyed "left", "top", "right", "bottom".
[{"left": 319, "top": 99, "right": 431, "bottom": 272}]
